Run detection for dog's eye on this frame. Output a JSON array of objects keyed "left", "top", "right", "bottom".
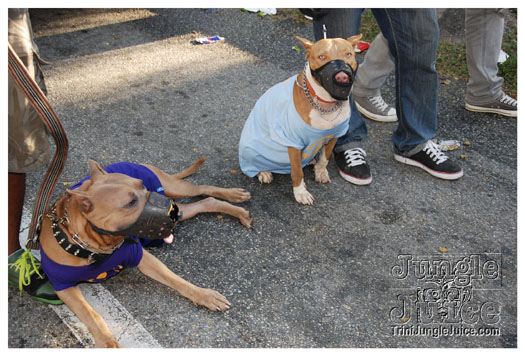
[
  {"left": 126, "top": 197, "right": 138, "bottom": 208},
  {"left": 318, "top": 54, "right": 326, "bottom": 60},
  {"left": 345, "top": 52, "right": 353, "bottom": 58}
]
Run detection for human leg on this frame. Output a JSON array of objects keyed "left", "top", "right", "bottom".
[
  {"left": 465, "top": 8, "right": 504, "bottom": 103},
  {"left": 8, "top": 173, "right": 25, "bottom": 255},
  {"left": 464, "top": 8, "right": 516, "bottom": 117},
  {"left": 372, "top": 8, "right": 462, "bottom": 179},
  {"left": 353, "top": 33, "right": 397, "bottom": 122},
  {"left": 8, "top": 9, "right": 63, "bottom": 304},
  {"left": 353, "top": 33, "right": 394, "bottom": 97},
  {"left": 332, "top": 97, "right": 372, "bottom": 185},
  {"left": 371, "top": 8, "right": 439, "bottom": 153},
  {"left": 313, "top": 8, "right": 363, "bottom": 41}
]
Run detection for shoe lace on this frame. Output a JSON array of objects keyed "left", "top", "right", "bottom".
[
  {"left": 344, "top": 148, "right": 367, "bottom": 167},
  {"left": 9, "top": 249, "right": 44, "bottom": 295},
  {"left": 370, "top": 95, "right": 389, "bottom": 112},
  {"left": 500, "top": 94, "right": 517, "bottom": 107},
  {"left": 423, "top": 141, "right": 449, "bottom": 165}
]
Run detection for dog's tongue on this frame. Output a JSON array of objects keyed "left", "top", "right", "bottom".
[{"left": 163, "top": 234, "right": 174, "bottom": 244}]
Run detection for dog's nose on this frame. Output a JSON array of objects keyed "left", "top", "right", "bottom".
[{"left": 335, "top": 71, "right": 350, "bottom": 84}]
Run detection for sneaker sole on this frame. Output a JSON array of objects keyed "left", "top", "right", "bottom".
[
  {"left": 337, "top": 167, "right": 373, "bottom": 185},
  {"left": 394, "top": 154, "right": 464, "bottom": 180},
  {"left": 465, "top": 103, "right": 517, "bottom": 118},
  {"left": 355, "top": 101, "right": 398, "bottom": 122}
]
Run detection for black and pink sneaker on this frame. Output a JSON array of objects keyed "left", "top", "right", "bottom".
[
  {"left": 394, "top": 140, "right": 463, "bottom": 180},
  {"left": 334, "top": 147, "right": 373, "bottom": 185}
]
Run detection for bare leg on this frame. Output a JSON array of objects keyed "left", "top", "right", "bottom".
[{"left": 8, "top": 173, "right": 25, "bottom": 255}]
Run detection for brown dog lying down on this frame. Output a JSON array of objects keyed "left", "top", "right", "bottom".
[{"left": 39, "top": 158, "right": 252, "bottom": 347}]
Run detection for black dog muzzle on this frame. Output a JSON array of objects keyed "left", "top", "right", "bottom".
[
  {"left": 89, "top": 191, "right": 180, "bottom": 240},
  {"left": 311, "top": 59, "right": 358, "bottom": 101}
]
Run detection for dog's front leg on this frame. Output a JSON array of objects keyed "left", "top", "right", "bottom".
[
  {"left": 314, "top": 138, "right": 338, "bottom": 183},
  {"left": 138, "top": 249, "right": 231, "bottom": 312},
  {"left": 288, "top": 147, "right": 314, "bottom": 205},
  {"left": 56, "top": 286, "right": 120, "bottom": 348}
]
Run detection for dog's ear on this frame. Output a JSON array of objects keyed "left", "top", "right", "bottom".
[
  {"left": 88, "top": 159, "right": 107, "bottom": 180},
  {"left": 296, "top": 36, "right": 314, "bottom": 54},
  {"left": 66, "top": 189, "right": 94, "bottom": 213},
  {"left": 346, "top": 33, "right": 363, "bottom": 47}
]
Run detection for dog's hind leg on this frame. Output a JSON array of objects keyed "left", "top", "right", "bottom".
[
  {"left": 143, "top": 162, "right": 251, "bottom": 203},
  {"left": 176, "top": 198, "right": 253, "bottom": 228}
]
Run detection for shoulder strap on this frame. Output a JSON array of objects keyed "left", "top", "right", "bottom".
[{"left": 8, "top": 44, "right": 69, "bottom": 250}]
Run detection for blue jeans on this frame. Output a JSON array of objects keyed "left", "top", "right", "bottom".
[{"left": 313, "top": 9, "right": 439, "bottom": 154}]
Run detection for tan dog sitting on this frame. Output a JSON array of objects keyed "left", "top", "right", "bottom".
[
  {"left": 238, "top": 35, "right": 362, "bottom": 205},
  {"left": 39, "top": 159, "right": 252, "bottom": 347}
]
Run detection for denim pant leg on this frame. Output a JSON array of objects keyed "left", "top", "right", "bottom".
[
  {"left": 334, "top": 96, "right": 368, "bottom": 152},
  {"left": 313, "top": 9, "right": 368, "bottom": 152},
  {"left": 372, "top": 9, "right": 439, "bottom": 154},
  {"left": 313, "top": 8, "right": 363, "bottom": 40},
  {"left": 465, "top": 9, "right": 505, "bottom": 104}
]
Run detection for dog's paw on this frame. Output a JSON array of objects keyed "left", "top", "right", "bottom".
[
  {"left": 293, "top": 180, "right": 314, "bottom": 205},
  {"left": 257, "top": 171, "right": 273, "bottom": 184},
  {"left": 95, "top": 334, "right": 120, "bottom": 348},
  {"left": 239, "top": 209, "right": 253, "bottom": 228},
  {"left": 314, "top": 166, "right": 331, "bottom": 183},
  {"left": 191, "top": 287, "right": 231, "bottom": 312},
  {"left": 225, "top": 188, "right": 251, "bottom": 203},
  {"left": 314, "top": 155, "right": 331, "bottom": 183}
]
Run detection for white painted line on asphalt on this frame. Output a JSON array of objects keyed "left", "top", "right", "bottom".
[{"left": 50, "top": 283, "right": 161, "bottom": 348}]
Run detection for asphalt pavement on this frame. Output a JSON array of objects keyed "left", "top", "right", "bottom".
[{"left": 8, "top": 8, "right": 517, "bottom": 348}]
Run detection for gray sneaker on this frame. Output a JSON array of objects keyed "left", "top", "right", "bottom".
[
  {"left": 465, "top": 94, "right": 517, "bottom": 117},
  {"left": 354, "top": 94, "right": 397, "bottom": 122}
]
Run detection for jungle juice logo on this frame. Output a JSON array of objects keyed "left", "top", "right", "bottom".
[{"left": 389, "top": 254, "right": 502, "bottom": 337}]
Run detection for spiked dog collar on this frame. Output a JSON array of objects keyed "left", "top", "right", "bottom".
[{"left": 46, "top": 196, "right": 134, "bottom": 264}]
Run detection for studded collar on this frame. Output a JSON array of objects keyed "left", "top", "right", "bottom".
[{"left": 46, "top": 195, "right": 135, "bottom": 264}]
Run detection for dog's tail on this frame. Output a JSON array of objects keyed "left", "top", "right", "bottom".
[{"left": 174, "top": 157, "right": 206, "bottom": 179}]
